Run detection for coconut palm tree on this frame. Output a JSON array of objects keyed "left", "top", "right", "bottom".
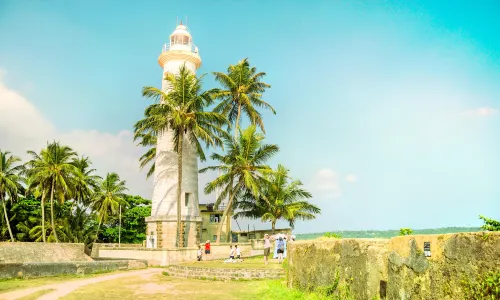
[
  {"left": 25, "top": 141, "right": 79, "bottom": 243},
  {"left": 135, "top": 132, "right": 157, "bottom": 179},
  {"left": 134, "top": 64, "right": 228, "bottom": 247},
  {"left": 72, "top": 156, "right": 101, "bottom": 207},
  {"left": 200, "top": 125, "right": 279, "bottom": 243},
  {"left": 91, "top": 172, "right": 128, "bottom": 244},
  {"left": 213, "top": 58, "right": 275, "bottom": 138},
  {"left": 234, "top": 164, "right": 319, "bottom": 234},
  {"left": 0, "top": 150, "right": 25, "bottom": 242}
]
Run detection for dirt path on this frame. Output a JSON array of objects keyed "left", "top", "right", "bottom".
[{"left": 0, "top": 268, "right": 163, "bottom": 300}]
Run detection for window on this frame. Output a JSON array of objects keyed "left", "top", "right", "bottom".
[
  {"left": 185, "top": 193, "right": 191, "bottom": 206},
  {"left": 210, "top": 214, "right": 221, "bottom": 223},
  {"left": 212, "top": 235, "right": 217, "bottom": 241}
]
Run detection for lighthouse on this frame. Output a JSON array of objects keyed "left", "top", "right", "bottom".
[{"left": 145, "top": 22, "right": 202, "bottom": 249}]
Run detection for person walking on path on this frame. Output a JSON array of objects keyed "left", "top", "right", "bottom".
[
  {"left": 276, "top": 237, "right": 285, "bottom": 264},
  {"left": 263, "top": 234, "right": 272, "bottom": 265}
]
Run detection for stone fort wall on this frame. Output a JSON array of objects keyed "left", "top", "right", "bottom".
[{"left": 287, "top": 232, "right": 500, "bottom": 299}]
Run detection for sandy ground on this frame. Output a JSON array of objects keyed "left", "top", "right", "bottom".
[{"left": 0, "top": 268, "right": 163, "bottom": 300}]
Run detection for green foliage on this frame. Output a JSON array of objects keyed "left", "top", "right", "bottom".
[
  {"left": 323, "top": 232, "right": 342, "bottom": 239},
  {"left": 479, "top": 215, "right": 500, "bottom": 231},
  {"left": 399, "top": 228, "right": 414, "bottom": 236},
  {"left": 462, "top": 270, "right": 500, "bottom": 299}
]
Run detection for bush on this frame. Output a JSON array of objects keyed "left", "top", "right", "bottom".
[
  {"left": 479, "top": 215, "right": 500, "bottom": 231},
  {"left": 462, "top": 270, "right": 500, "bottom": 299},
  {"left": 399, "top": 228, "right": 413, "bottom": 236}
]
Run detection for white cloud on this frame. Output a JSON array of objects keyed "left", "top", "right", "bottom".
[
  {"left": 460, "top": 107, "right": 498, "bottom": 117},
  {"left": 345, "top": 174, "right": 357, "bottom": 183},
  {"left": 0, "top": 70, "right": 151, "bottom": 197},
  {"left": 308, "top": 168, "right": 341, "bottom": 200}
]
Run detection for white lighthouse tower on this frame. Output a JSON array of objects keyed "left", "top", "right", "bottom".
[{"left": 145, "top": 21, "right": 202, "bottom": 249}]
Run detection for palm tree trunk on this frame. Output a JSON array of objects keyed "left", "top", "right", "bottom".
[
  {"left": 93, "top": 217, "right": 103, "bottom": 245},
  {"left": 176, "top": 132, "right": 183, "bottom": 248},
  {"left": 41, "top": 191, "right": 46, "bottom": 243},
  {"left": 271, "top": 220, "right": 276, "bottom": 235},
  {"left": 50, "top": 178, "right": 59, "bottom": 243},
  {"left": 1, "top": 194, "right": 14, "bottom": 242},
  {"left": 216, "top": 181, "right": 235, "bottom": 244},
  {"left": 234, "top": 103, "right": 242, "bottom": 138}
]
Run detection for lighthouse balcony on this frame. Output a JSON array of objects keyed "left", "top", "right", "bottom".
[{"left": 162, "top": 42, "right": 198, "bottom": 54}]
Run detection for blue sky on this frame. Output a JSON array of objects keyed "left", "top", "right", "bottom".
[{"left": 0, "top": 0, "right": 499, "bottom": 233}]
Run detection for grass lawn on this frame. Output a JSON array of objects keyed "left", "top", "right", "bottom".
[{"left": 178, "top": 256, "right": 283, "bottom": 270}]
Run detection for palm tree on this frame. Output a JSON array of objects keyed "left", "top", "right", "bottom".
[
  {"left": 213, "top": 58, "right": 275, "bottom": 138},
  {"left": 91, "top": 172, "right": 128, "bottom": 243},
  {"left": 25, "top": 141, "right": 79, "bottom": 242},
  {"left": 134, "top": 64, "right": 228, "bottom": 247},
  {"left": 200, "top": 125, "right": 279, "bottom": 243},
  {"left": 0, "top": 150, "right": 25, "bottom": 242},
  {"left": 72, "top": 156, "right": 101, "bottom": 207},
  {"left": 234, "top": 164, "right": 320, "bottom": 234},
  {"left": 135, "top": 132, "right": 157, "bottom": 179}
]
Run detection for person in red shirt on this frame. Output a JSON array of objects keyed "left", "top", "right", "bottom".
[{"left": 204, "top": 240, "right": 211, "bottom": 260}]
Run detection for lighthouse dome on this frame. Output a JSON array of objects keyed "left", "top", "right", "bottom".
[{"left": 169, "top": 23, "right": 193, "bottom": 48}]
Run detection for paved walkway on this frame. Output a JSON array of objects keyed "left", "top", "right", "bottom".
[{"left": 0, "top": 268, "right": 163, "bottom": 300}]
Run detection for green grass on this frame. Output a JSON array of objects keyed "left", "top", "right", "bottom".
[{"left": 179, "top": 255, "right": 283, "bottom": 270}]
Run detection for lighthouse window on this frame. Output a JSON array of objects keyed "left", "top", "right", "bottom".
[
  {"left": 182, "top": 36, "right": 189, "bottom": 45},
  {"left": 185, "top": 193, "right": 191, "bottom": 206}
]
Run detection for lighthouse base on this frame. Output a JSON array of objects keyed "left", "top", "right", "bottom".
[{"left": 145, "top": 215, "right": 202, "bottom": 249}]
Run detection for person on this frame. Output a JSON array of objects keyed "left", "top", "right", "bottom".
[
  {"left": 229, "top": 245, "right": 235, "bottom": 260},
  {"left": 276, "top": 237, "right": 285, "bottom": 264},
  {"left": 204, "top": 240, "right": 211, "bottom": 260},
  {"left": 197, "top": 246, "right": 202, "bottom": 261},
  {"left": 263, "top": 234, "right": 272, "bottom": 265},
  {"left": 235, "top": 245, "right": 242, "bottom": 262}
]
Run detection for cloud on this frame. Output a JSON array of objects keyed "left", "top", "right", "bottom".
[
  {"left": 0, "top": 70, "right": 151, "bottom": 198},
  {"left": 308, "top": 168, "right": 341, "bottom": 200},
  {"left": 460, "top": 107, "right": 498, "bottom": 117},
  {"left": 345, "top": 174, "right": 357, "bottom": 183}
]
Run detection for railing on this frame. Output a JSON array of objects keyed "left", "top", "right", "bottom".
[{"left": 162, "top": 42, "right": 198, "bottom": 54}]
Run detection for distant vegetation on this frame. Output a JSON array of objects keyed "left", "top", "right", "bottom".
[
  {"left": 296, "top": 227, "right": 481, "bottom": 240},
  {"left": 323, "top": 232, "right": 342, "bottom": 239}
]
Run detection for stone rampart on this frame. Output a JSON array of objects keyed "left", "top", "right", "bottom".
[
  {"left": 287, "top": 232, "right": 500, "bottom": 299},
  {"left": 165, "top": 265, "right": 285, "bottom": 281},
  {"left": 0, "top": 242, "right": 92, "bottom": 263},
  {"left": 0, "top": 259, "right": 148, "bottom": 280}
]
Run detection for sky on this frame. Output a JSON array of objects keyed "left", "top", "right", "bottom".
[{"left": 0, "top": 0, "right": 499, "bottom": 234}]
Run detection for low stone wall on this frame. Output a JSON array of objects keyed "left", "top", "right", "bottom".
[
  {"left": 287, "top": 232, "right": 500, "bottom": 299},
  {"left": 287, "top": 238, "right": 389, "bottom": 299},
  {"left": 0, "top": 242, "right": 92, "bottom": 263},
  {"left": 94, "top": 243, "right": 261, "bottom": 266},
  {"left": 0, "top": 259, "right": 148, "bottom": 280},
  {"left": 165, "top": 265, "right": 285, "bottom": 281}
]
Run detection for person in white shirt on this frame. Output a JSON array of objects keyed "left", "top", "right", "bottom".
[
  {"left": 235, "top": 245, "right": 242, "bottom": 262},
  {"left": 197, "top": 246, "right": 202, "bottom": 261},
  {"left": 263, "top": 234, "right": 272, "bottom": 265}
]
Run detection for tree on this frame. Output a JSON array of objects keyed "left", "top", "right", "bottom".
[
  {"left": 91, "top": 172, "right": 128, "bottom": 244},
  {"left": 135, "top": 132, "right": 157, "bottom": 179},
  {"left": 234, "top": 164, "right": 319, "bottom": 234},
  {"left": 25, "top": 142, "right": 79, "bottom": 242},
  {"left": 201, "top": 125, "right": 279, "bottom": 243},
  {"left": 134, "top": 64, "right": 228, "bottom": 247},
  {"left": 213, "top": 58, "right": 275, "bottom": 138},
  {"left": 399, "top": 228, "right": 413, "bottom": 236},
  {"left": 72, "top": 156, "right": 101, "bottom": 208},
  {"left": 0, "top": 150, "right": 25, "bottom": 242}
]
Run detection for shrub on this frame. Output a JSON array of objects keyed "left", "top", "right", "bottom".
[
  {"left": 479, "top": 215, "right": 500, "bottom": 231},
  {"left": 462, "top": 270, "right": 500, "bottom": 299},
  {"left": 399, "top": 228, "right": 413, "bottom": 236}
]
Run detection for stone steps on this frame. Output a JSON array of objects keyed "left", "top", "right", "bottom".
[{"left": 164, "top": 265, "right": 285, "bottom": 281}]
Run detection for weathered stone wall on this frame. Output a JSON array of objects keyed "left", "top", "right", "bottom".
[
  {"left": 288, "top": 232, "right": 500, "bottom": 299},
  {"left": 165, "top": 265, "right": 285, "bottom": 281},
  {"left": 287, "top": 238, "right": 389, "bottom": 299},
  {"left": 0, "top": 259, "right": 148, "bottom": 279},
  {"left": 0, "top": 242, "right": 92, "bottom": 263},
  {"left": 387, "top": 232, "right": 500, "bottom": 300}
]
